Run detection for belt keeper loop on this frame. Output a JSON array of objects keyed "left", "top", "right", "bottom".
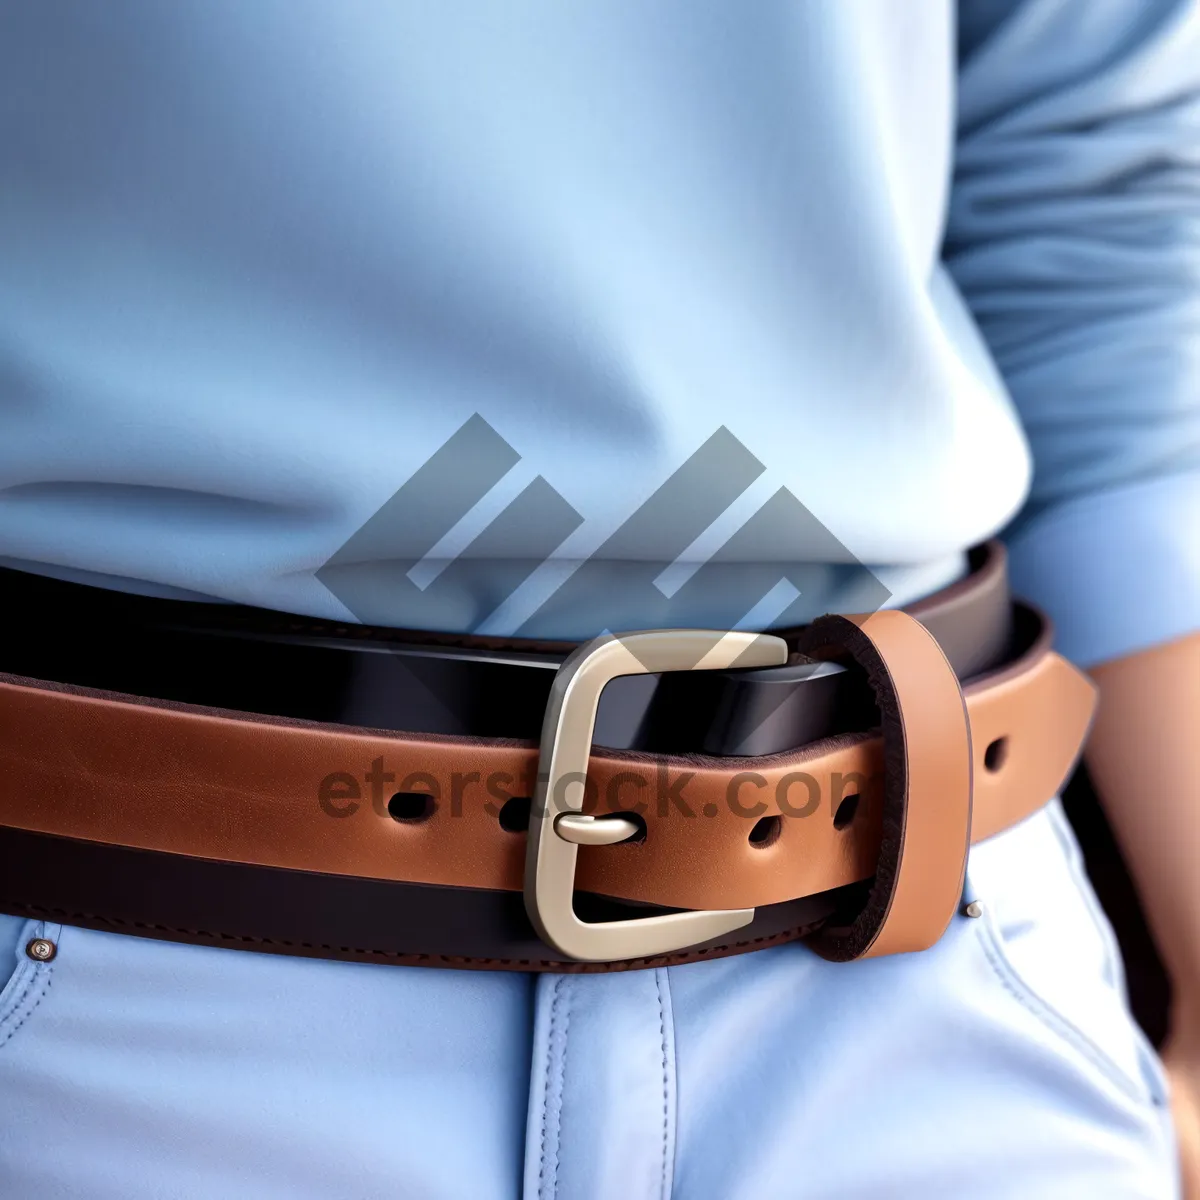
[{"left": 795, "top": 610, "right": 974, "bottom": 961}]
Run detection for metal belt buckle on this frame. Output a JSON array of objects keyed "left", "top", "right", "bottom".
[{"left": 524, "top": 629, "right": 789, "bottom": 963}]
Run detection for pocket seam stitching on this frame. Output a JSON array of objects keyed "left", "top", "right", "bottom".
[
  {"left": 0, "top": 965, "right": 54, "bottom": 1052},
  {"left": 975, "top": 915, "right": 1150, "bottom": 1106}
]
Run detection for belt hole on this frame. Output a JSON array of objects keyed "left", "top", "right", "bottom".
[
  {"left": 749, "top": 815, "right": 781, "bottom": 849},
  {"left": 833, "top": 793, "right": 859, "bottom": 830},
  {"left": 388, "top": 792, "right": 436, "bottom": 823},
  {"left": 983, "top": 737, "right": 1008, "bottom": 772},
  {"left": 498, "top": 795, "right": 532, "bottom": 833}
]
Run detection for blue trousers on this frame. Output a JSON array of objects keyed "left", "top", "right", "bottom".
[{"left": 0, "top": 801, "right": 1178, "bottom": 1198}]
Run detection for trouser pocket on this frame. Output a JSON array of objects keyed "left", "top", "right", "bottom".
[
  {"left": 967, "top": 798, "right": 1169, "bottom": 1109},
  {"left": 0, "top": 914, "right": 60, "bottom": 1053}
]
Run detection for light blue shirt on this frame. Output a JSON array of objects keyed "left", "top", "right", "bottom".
[{"left": 1, "top": 1, "right": 1198, "bottom": 665}]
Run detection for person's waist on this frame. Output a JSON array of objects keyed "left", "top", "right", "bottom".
[{"left": 0, "top": 542, "right": 1097, "bottom": 972}]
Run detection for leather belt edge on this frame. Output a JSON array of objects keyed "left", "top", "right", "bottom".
[{"left": 0, "top": 550, "right": 1098, "bottom": 971}]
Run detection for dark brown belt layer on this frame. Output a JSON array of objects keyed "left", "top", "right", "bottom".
[{"left": 0, "top": 543, "right": 1097, "bottom": 971}]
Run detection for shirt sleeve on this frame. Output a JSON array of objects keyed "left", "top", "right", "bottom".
[{"left": 947, "top": 0, "right": 1200, "bottom": 667}]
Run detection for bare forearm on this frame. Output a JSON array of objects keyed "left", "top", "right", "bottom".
[{"left": 1086, "top": 631, "right": 1200, "bottom": 1029}]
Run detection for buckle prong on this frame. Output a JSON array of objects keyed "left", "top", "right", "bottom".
[
  {"left": 524, "top": 629, "right": 789, "bottom": 962},
  {"left": 553, "top": 812, "right": 641, "bottom": 846}
]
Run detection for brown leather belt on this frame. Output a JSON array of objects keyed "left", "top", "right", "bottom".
[{"left": 0, "top": 544, "right": 1096, "bottom": 971}]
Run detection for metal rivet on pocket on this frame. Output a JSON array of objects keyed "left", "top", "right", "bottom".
[
  {"left": 962, "top": 901, "right": 985, "bottom": 919},
  {"left": 25, "top": 938, "right": 57, "bottom": 963}
]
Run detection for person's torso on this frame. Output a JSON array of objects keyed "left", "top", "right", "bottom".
[{"left": 0, "top": 1, "right": 1032, "bottom": 637}]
